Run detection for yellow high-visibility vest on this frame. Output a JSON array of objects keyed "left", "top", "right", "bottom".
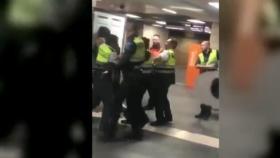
[
  {"left": 166, "top": 49, "right": 176, "bottom": 67},
  {"left": 130, "top": 37, "right": 146, "bottom": 63},
  {"left": 156, "top": 49, "right": 176, "bottom": 74},
  {"left": 96, "top": 43, "right": 112, "bottom": 64},
  {"left": 198, "top": 49, "right": 218, "bottom": 65}
]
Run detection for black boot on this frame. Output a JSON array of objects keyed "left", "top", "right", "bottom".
[
  {"left": 195, "top": 104, "right": 212, "bottom": 120},
  {"left": 202, "top": 105, "right": 212, "bottom": 120},
  {"left": 262, "top": 129, "right": 280, "bottom": 158},
  {"left": 195, "top": 104, "right": 206, "bottom": 119}
]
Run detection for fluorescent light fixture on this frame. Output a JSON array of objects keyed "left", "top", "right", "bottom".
[
  {"left": 156, "top": 21, "right": 166, "bottom": 25},
  {"left": 208, "top": 2, "right": 219, "bottom": 9},
  {"left": 204, "top": 26, "right": 212, "bottom": 34},
  {"left": 165, "top": 26, "right": 185, "bottom": 31},
  {"left": 170, "top": 6, "right": 203, "bottom": 12},
  {"left": 192, "top": 24, "right": 204, "bottom": 28},
  {"left": 187, "top": 19, "right": 206, "bottom": 24},
  {"left": 185, "top": 24, "right": 191, "bottom": 27},
  {"left": 125, "top": 14, "right": 141, "bottom": 19},
  {"left": 162, "top": 8, "right": 177, "bottom": 14},
  {"left": 152, "top": 24, "right": 163, "bottom": 27},
  {"left": 190, "top": 27, "right": 204, "bottom": 32}
]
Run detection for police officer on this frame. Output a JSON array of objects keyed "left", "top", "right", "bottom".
[
  {"left": 151, "top": 38, "right": 178, "bottom": 126},
  {"left": 143, "top": 34, "right": 161, "bottom": 110},
  {"left": 93, "top": 26, "right": 118, "bottom": 141},
  {"left": 141, "top": 37, "right": 156, "bottom": 111},
  {"left": 92, "top": 27, "right": 111, "bottom": 110},
  {"left": 116, "top": 21, "right": 149, "bottom": 140},
  {"left": 197, "top": 41, "right": 219, "bottom": 68},
  {"left": 195, "top": 41, "right": 219, "bottom": 120}
]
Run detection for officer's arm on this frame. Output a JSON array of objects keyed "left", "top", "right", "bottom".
[
  {"left": 145, "top": 50, "right": 151, "bottom": 61},
  {"left": 153, "top": 56, "right": 162, "bottom": 64},
  {"left": 92, "top": 45, "right": 98, "bottom": 67},
  {"left": 153, "top": 51, "right": 168, "bottom": 64},
  {"left": 117, "top": 41, "right": 136, "bottom": 67}
]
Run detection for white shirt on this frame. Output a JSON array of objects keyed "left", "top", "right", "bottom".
[{"left": 159, "top": 50, "right": 169, "bottom": 61}]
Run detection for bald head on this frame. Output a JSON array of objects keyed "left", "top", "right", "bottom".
[{"left": 201, "top": 41, "right": 210, "bottom": 52}]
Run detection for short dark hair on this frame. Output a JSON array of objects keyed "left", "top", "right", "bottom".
[
  {"left": 97, "top": 26, "right": 110, "bottom": 38},
  {"left": 108, "top": 34, "right": 118, "bottom": 44},
  {"left": 169, "top": 38, "right": 178, "bottom": 49}
]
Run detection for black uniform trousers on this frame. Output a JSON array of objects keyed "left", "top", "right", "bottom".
[
  {"left": 154, "top": 72, "right": 175, "bottom": 122},
  {"left": 124, "top": 69, "right": 149, "bottom": 130},
  {"left": 142, "top": 71, "right": 157, "bottom": 108},
  {"left": 92, "top": 69, "right": 117, "bottom": 136}
]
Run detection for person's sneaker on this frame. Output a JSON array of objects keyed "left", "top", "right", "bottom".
[{"left": 150, "top": 121, "right": 168, "bottom": 126}]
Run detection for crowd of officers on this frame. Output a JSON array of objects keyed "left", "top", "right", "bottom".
[{"left": 93, "top": 21, "right": 178, "bottom": 141}]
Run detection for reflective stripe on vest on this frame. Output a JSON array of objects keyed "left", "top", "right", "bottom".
[
  {"left": 96, "top": 43, "right": 112, "bottom": 64},
  {"left": 198, "top": 50, "right": 218, "bottom": 65},
  {"left": 130, "top": 37, "right": 146, "bottom": 62}
]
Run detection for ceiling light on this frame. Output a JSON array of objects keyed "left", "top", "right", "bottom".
[
  {"left": 190, "top": 27, "right": 204, "bottom": 32},
  {"left": 166, "top": 26, "right": 185, "bottom": 31},
  {"left": 185, "top": 24, "right": 191, "bottom": 27},
  {"left": 208, "top": 2, "right": 219, "bottom": 9},
  {"left": 192, "top": 24, "right": 204, "bottom": 28},
  {"left": 156, "top": 21, "right": 167, "bottom": 25},
  {"left": 204, "top": 26, "right": 212, "bottom": 34},
  {"left": 152, "top": 24, "right": 163, "bottom": 27},
  {"left": 170, "top": 6, "right": 203, "bottom": 12},
  {"left": 187, "top": 19, "right": 206, "bottom": 24},
  {"left": 162, "top": 8, "right": 177, "bottom": 14},
  {"left": 125, "top": 14, "right": 141, "bottom": 19}
]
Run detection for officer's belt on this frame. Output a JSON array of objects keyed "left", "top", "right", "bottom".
[
  {"left": 155, "top": 68, "right": 175, "bottom": 74},
  {"left": 140, "top": 65, "right": 154, "bottom": 74},
  {"left": 133, "top": 65, "right": 142, "bottom": 70},
  {"left": 141, "top": 69, "right": 153, "bottom": 74}
]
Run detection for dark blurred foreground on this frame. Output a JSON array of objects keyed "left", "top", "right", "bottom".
[
  {"left": 221, "top": 0, "right": 280, "bottom": 158},
  {"left": 0, "top": 0, "right": 92, "bottom": 158}
]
